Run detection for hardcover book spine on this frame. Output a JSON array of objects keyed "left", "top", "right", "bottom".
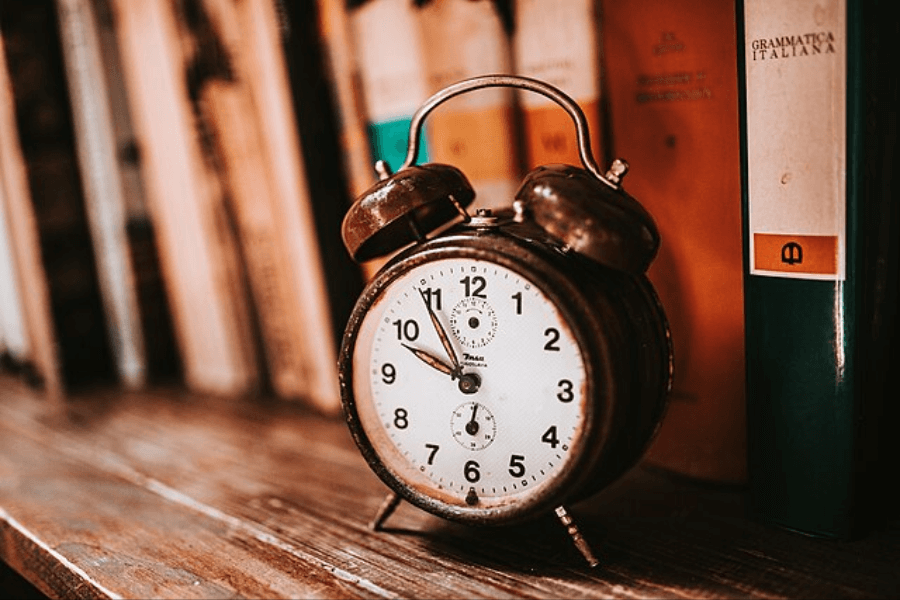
[
  {"left": 55, "top": 0, "right": 147, "bottom": 388},
  {"left": 601, "top": 0, "right": 746, "bottom": 483},
  {"left": 0, "top": 26, "right": 60, "bottom": 396},
  {"left": 349, "top": 0, "right": 430, "bottom": 174},
  {"left": 348, "top": 0, "right": 431, "bottom": 278},
  {"left": 512, "top": 0, "right": 604, "bottom": 169},
  {"left": 0, "top": 171, "right": 29, "bottom": 367},
  {"left": 1, "top": 0, "right": 114, "bottom": 393},
  {"left": 315, "top": 0, "right": 376, "bottom": 201},
  {"left": 739, "top": 0, "right": 897, "bottom": 537},
  {"left": 418, "top": 0, "right": 521, "bottom": 210}
]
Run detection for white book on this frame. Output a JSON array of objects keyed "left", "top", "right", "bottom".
[
  {"left": 55, "top": 0, "right": 147, "bottom": 388},
  {"left": 0, "top": 180, "right": 29, "bottom": 363},
  {"left": 0, "top": 30, "right": 63, "bottom": 397}
]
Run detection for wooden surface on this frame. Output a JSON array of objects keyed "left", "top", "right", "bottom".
[{"left": 1, "top": 375, "right": 899, "bottom": 599}]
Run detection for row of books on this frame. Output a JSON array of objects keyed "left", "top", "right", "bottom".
[
  {"left": 1, "top": 0, "right": 897, "bottom": 540},
  {"left": 0, "top": 0, "right": 360, "bottom": 415}
]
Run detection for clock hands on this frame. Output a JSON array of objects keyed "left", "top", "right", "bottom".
[
  {"left": 418, "top": 288, "right": 462, "bottom": 376},
  {"left": 402, "top": 342, "right": 482, "bottom": 394},
  {"left": 401, "top": 343, "right": 455, "bottom": 377},
  {"left": 401, "top": 288, "right": 481, "bottom": 395},
  {"left": 465, "top": 403, "right": 480, "bottom": 435}
]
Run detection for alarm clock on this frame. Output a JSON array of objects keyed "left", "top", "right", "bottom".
[{"left": 338, "top": 75, "right": 672, "bottom": 566}]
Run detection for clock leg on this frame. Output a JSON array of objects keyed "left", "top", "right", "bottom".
[
  {"left": 554, "top": 505, "right": 600, "bottom": 568},
  {"left": 370, "top": 492, "right": 402, "bottom": 531}
]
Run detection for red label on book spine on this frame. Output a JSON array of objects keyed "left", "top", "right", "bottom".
[{"left": 753, "top": 233, "right": 838, "bottom": 275}]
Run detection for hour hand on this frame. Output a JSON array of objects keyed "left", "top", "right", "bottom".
[
  {"left": 402, "top": 343, "right": 481, "bottom": 395},
  {"left": 402, "top": 343, "right": 456, "bottom": 377}
]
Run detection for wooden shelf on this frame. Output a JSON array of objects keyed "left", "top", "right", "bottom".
[{"left": 2, "top": 374, "right": 898, "bottom": 599}]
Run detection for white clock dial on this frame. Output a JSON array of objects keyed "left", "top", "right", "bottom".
[{"left": 352, "top": 257, "right": 588, "bottom": 512}]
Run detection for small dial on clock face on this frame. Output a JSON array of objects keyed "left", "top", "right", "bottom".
[
  {"left": 450, "top": 296, "right": 498, "bottom": 348},
  {"left": 351, "top": 257, "right": 588, "bottom": 513}
]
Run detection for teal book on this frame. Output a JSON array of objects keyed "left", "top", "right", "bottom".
[
  {"left": 737, "top": 0, "right": 898, "bottom": 538},
  {"left": 348, "top": 0, "right": 431, "bottom": 174}
]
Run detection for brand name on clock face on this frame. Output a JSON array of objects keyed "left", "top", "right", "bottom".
[{"left": 463, "top": 352, "right": 487, "bottom": 367}]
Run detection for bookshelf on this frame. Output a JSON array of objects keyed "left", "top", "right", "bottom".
[
  {"left": 2, "top": 0, "right": 897, "bottom": 597},
  {"left": 2, "top": 374, "right": 899, "bottom": 599}
]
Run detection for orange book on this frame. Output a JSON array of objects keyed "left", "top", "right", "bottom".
[{"left": 601, "top": 0, "right": 746, "bottom": 483}]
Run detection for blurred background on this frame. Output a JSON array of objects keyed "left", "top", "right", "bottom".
[{"left": 1, "top": 0, "right": 749, "bottom": 487}]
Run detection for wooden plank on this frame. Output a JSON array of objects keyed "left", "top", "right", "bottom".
[{"left": 2, "top": 376, "right": 899, "bottom": 599}]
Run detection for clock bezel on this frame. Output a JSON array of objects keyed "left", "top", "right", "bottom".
[{"left": 338, "top": 225, "right": 621, "bottom": 525}]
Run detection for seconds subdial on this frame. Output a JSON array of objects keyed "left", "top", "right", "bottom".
[{"left": 450, "top": 401, "right": 496, "bottom": 450}]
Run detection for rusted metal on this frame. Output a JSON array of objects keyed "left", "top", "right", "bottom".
[
  {"left": 515, "top": 163, "right": 660, "bottom": 274},
  {"left": 341, "top": 164, "right": 475, "bottom": 262}
]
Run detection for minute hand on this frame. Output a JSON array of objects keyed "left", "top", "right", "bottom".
[{"left": 418, "top": 289, "right": 462, "bottom": 377}]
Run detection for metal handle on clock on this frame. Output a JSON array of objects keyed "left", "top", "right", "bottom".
[{"left": 399, "top": 74, "right": 619, "bottom": 190}]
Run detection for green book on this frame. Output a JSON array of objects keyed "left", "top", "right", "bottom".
[{"left": 737, "top": 0, "right": 898, "bottom": 538}]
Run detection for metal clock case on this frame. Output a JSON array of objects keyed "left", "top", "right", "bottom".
[{"left": 337, "top": 75, "right": 673, "bottom": 566}]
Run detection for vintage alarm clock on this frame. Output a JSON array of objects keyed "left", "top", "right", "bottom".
[{"left": 338, "top": 75, "right": 672, "bottom": 566}]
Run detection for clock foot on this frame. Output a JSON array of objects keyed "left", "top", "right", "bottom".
[
  {"left": 370, "top": 492, "right": 402, "bottom": 531},
  {"left": 554, "top": 505, "right": 599, "bottom": 568}
]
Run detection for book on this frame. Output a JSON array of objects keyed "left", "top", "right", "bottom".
[
  {"left": 276, "top": 0, "right": 366, "bottom": 386},
  {"left": 0, "top": 20, "right": 59, "bottom": 395},
  {"left": 107, "top": 0, "right": 261, "bottom": 397},
  {"left": 417, "top": 0, "right": 521, "bottom": 211},
  {"left": 0, "top": 171, "right": 30, "bottom": 369},
  {"left": 601, "top": 0, "right": 747, "bottom": 484},
  {"left": 512, "top": 0, "right": 605, "bottom": 170},
  {"left": 738, "top": 0, "right": 898, "bottom": 538},
  {"left": 54, "top": 0, "right": 151, "bottom": 389},
  {"left": 348, "top": 0, "right": 431, "bottom": 176},
  {"left": 313, "top": 0, "right": 377, "bottom": 202},
  {"left": 1, "top": 0, "right": 115, "bottom": 394},
  {"left": 91, "top": 0, "right": 181, "bottom": 384}
]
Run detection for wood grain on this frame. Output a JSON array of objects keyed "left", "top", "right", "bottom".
[{"left": 2, "top": 375, "right": 898, "bottom": 599}]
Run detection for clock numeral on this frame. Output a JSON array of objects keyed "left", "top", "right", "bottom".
[
  {"left": 425, "top": 443, "right": 440, "bottom": 465},
  {"left": 464, "top": 460, "right": 481, "bottom": 483},
  {"left": 544, "top": 327, "right": 561, "bottom": 351},
  {"left": 556, "top": 379, "right": 574, "bottom": 402},
  {"left": 541, "top": 425, "right": 560, "bottom": 448},
  {"left": 381, "top": 363, "right": 396, "bottom": 385},
  {"left": 392, "top": 319, "right": 420, "bottom": 341},
  {"left": 393, "top": 407, "right": 409, "bottom": 429},
  {"left": 511, "top": 291, "right": 522, "bottom": 314},
  {"left": 420, "top": 287, "right": 442, "bottom": 310},
  {"left": 508, "top": 454, "right": 526, "bottom": 477},
  {"left": 460, "top": 275, "right": 487, "bottom": 298}
]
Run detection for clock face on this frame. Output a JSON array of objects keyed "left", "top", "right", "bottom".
[{"left": 349, "top": 255, "right": 590, "bottom": 518}]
